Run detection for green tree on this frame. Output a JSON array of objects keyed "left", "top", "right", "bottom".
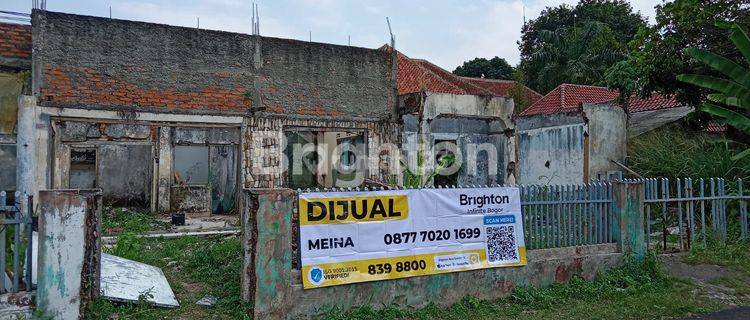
[
  {"left": 519, "top": 0, "right": 646, "bottom": 93},
  {"left": 678, "top": 22, "right": 750, "bottom": 159},
  {"left": 509, "top": 69, "right": 532, "bottom": 113},
  {"left": 453, "top": 57, "right": 514, "bottom": 80},
  {"left": 610, "top": 0, "right": 750, "bottom": 108}
]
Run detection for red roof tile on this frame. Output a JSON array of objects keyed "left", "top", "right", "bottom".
[
  {"left": 462, "top": 77, "right": 543, "bottom": 104},
  {"left": 519, "top": 83, "right": 681, "bottom": 116},
  {"left": 0, "top": 22, "right": 32, "bottom": 60},
  {"left": 394, "top": 49, "right": 540, "bottom": 101},
  {"left": 627, "top": 94, "right": 680, "bottom": 112}
]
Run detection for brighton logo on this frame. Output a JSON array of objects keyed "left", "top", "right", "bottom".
[{"left": 308, "top": 266, "right": 325, "bottom": 286}]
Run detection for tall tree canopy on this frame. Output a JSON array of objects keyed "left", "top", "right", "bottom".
[
  {"left": 606, "top": 0, "right": 750, "bottom": 107},
  {"left": 519, "top": 0, "right": 646, "bottom": 93},
  {"left": 453, "top": 57, "right": 514, "bottom": 80}
]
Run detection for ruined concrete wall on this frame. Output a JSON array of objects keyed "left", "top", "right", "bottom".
[
  {"left": 244, "top": 117, "right": 399, "bottom": 188},
  {"left": 32, "top": 10, "right": 394, "bottom": 119},
  {"left": 402, "top": 115, "right": 507, "bottom": 186},
  {"left": 517, "top": 113, "right": 585, "bottom": 185},
  {"left": 583, "top": 103, "right": 626, "bottom": 180},
  {"left": 51, "top": 118, "right": 241, "bottom": 213},
  {"left": 242, "top": 189, "right": 623, "bottom": 319},
  {"left": 401, "top": 92, "right": 517, "bottom": 185}
]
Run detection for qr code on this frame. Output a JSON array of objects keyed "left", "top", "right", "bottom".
[{"left": 486, "top": 226, "right": 518, "bottom": 263}]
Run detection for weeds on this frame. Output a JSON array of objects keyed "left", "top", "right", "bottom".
[
  {"left": 90, "top": 235, "right": 250, "bottom": 319},
  {"left": 101, "top": 205, "right": 170, "bottom": 235},
  {"left": 627, "top": 126, "right": 750, "bottom": 180},
  {"left": 323, "top": 255, "right": 712, "bottom": 320},
  {"left": 684, "top": 238, "right": 750, "bottom": 274}
]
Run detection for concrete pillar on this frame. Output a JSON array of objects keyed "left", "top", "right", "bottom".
[
  {"left": 16, "top": 95, "right": 51, "bottom": 217},
  {"left": 612, "top": 180, "right": 646, "bottom": 260},
  {"left": 241, "top": 188, "right": 295, "bottom": 319},
  {"left": 157, "top": 127, "right": 172, "bottom": 213},
  {"left": 36, "top": 189, "right": 102, "bottom": 320},
  {"left": 15, "top": 95, "right": 35, "bottom": 217}
]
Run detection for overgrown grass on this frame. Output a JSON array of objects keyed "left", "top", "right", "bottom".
[
  {"left": 86, "top": 235, "right": 251, "bottom": 319},
  {"left": 101, "top": 205, "right": 170, "bottom": 235},
  {"left": 627, "top": 126, "right": 750, "bottom": 180},
  {"left": 684, "top": 238, "right": 750, "bottom": 274},
  {"left": 323, "top": 255, "right": 722, "bottom": 320}
]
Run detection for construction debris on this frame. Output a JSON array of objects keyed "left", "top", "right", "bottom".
[
  {"left": 196, "top": 295, "right": 217, "bottom": 307},
  {"left": 100, "top": 253, "right": 179, "bottom": 308}
]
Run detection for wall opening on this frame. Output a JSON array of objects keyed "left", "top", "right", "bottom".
[{"left": 284, "top": 128, "right": 367, "bottom": 189}]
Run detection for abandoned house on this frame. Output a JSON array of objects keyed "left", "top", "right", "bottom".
[
  {"left": 5, "top": 10, "right": 402, "bottom": 216},
  {"left": 395, "top": 50, "right": 541, "bottom": 186},
  {"left": 516, "top": 83, "right": 688, "bottom": 185}
]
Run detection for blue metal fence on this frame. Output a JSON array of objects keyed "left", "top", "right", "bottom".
[
  {"left": 643, "top": 177, "right": 748, "bottom": 252},
  {"left": 520, "top": 182, "right": 615, "bottom": 250},
  {"left": 0, "top": 191, "right": 33, "bottom": 294}
]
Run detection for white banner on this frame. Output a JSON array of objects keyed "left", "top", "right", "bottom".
[{"left": 299, "top": 187, "right": 526, "bottom": 288}]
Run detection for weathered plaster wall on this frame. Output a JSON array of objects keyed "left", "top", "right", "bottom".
[
  {"left": 242, "top": 189, "right": 623, "bottom": 319},
  {"left": 583, "top": 103, "right": 626, "bottom": 180},
  {"left": 401, "top": 92, "right": 517, "bottom": 185},
  {"left": 517, "top": 112, "right": 586, "bottom": 185},
  {"left": 244, "top": 117, "right": 399, "bottom": 188},
  {"left": 32, "top": 10, "right": 394, "bottom": 119},
  {"left": 516, "top": 105, "right": 627, "bottom": 185},
  {"left": 36, "top": 190, "right": 102, "bottom": 320}
]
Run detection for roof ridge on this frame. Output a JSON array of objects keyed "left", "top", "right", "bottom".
[
  {"left": 416, "top": 60, "right": 496, "bottom": 96},
  {"left": 561, "top": 83, "right": 613, "bottom": 91}
]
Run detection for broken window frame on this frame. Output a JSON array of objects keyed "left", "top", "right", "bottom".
[
  {"left": 69, "top": 147, "right": 97, "bottom": 189},
  {"left": 282, "top": 126, "right": 368, "bottom": 189},
  {"left": 170, "top": 126, "right": 241, "bottom": 215},
  {"left": 173, "top": 145, "right": 210, "bottom": 185}
]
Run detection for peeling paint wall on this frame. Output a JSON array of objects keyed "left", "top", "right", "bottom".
[
  {"left": 241, "top": 189, "right": 624, "bottom": 319},
  {"left": 401, "top": 92, "right": 517, "bottom": 186},
  {"left": 244, "top": 117, "right": 399, "bottom": 188},
  {"left": 583, "top": 103, "right": 627, "bottom": 180},
  {"left": 518, "top": 122, "right": 585, "bottom": 185},
  {"left": 36, "top": 190, "right": 102, "bottom": 320},
  {"left": 51, "top": 119, "right": 240, "bottom": 213},
  {"left": 516, "top": 105, "right": 627, "bottom": 185}
]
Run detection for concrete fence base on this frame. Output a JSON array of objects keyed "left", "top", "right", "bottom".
[
  {"left": 36, "top": 189, "right": 102, "bottom": 320},
  {"left": 241, "top": 188, "right": 638, "bottom": 319}
]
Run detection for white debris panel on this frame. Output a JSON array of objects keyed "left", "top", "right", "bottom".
[{"left": 100, "top": 253, "right": 179, "bottom": 308}]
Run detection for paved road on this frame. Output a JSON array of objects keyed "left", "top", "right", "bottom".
[{"left": 680, "top": 307, "right": 750, "bottom": 319}]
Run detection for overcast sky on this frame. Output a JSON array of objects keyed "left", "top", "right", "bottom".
[{"left": 5, "top": 0, "right": 663, "bottom": 70}]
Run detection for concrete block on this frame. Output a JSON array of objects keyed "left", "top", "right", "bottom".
[{"left": 36, "top": 189, "right": 102, "bottom": 320}]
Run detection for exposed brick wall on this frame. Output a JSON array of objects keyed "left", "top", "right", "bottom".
[
  {"left": 0, "top": 23, "right": 31, "bottom": 60},
  {"left": 32, "top": 10, "right": 395, "bottom": 119},
  {"left": 0, "top": 22, "right": 32, "bottom": 70}
]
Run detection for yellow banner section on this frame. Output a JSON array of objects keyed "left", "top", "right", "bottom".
[
  {"left": 299, "top": 195, "right": 409, "bottom": 225},
  {"left": 301, "top": 247, "right": 526, "bottom": 288}
]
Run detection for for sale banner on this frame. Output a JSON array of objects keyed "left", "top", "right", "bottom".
[{"left": 298, "top": 187, "right": 526, "bottom": 289}]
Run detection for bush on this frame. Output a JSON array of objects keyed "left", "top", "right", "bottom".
[{"left": 627, "top": 126, "right": 750, "bottom": 180}]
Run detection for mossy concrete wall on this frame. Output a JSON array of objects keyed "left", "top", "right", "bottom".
[{"left": 242, "top": 189, "right": 626, "bottom": 319}]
